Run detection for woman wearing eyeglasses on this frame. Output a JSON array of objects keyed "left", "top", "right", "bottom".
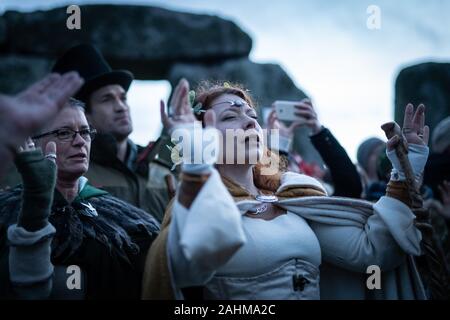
[
  {"left": 142, "top": 79, "right": 429, "bottom": 300},
  {"left": 0, "top": 98, "right": 160, "bottom": 299}
]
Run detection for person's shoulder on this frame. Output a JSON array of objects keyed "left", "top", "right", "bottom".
[
  {"left": 90, "top": 193, "right": 160, "bottom": 226},
  {"left": 91, "top": 193, "right": 140, "bottom": 211},
  {"left": 277, "top": 171, "right": 328, "bottom": 196}
]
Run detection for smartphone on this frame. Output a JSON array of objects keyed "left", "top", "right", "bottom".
[{"left": 274, "top": 100, "right": 307, "bottom": 124}]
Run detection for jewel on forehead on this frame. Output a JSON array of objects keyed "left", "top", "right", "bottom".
[
  {"left": 210, "top": 100, "right": 247, "bottom": 108},
  {"left": 229, "top": 100, "right": 245, "bottom": 107}
]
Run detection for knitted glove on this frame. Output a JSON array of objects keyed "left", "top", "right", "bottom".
[{"left": 14, "top": 149, "right": 56, "bottom": 231}]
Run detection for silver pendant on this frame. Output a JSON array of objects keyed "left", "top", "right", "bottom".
[
  {"left": 248, "top": 203, "right": 268, "bottom": 215},
  {"left": 255, "top": 194, "right": 278, "bottom": 203}
]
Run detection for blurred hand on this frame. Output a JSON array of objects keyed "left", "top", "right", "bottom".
[
  {"left": 268, "top": 99, "right": 322, "bottom": 138},
  {"left": 0, "top": 72, "right": 83, "bottom": 172},
  {"left": 0, "top": 72, "right": 83, "bottom": 178},
  {"left": 0, "top": 72, "right": 83, "bottom": 144}
]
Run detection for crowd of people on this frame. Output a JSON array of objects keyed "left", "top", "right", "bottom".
[{"left": 0, "top": 44, "right": 449, "bottom": 300}]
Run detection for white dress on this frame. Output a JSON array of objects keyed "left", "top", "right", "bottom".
[{"left": 167, "top": 170, "right": 426, "bottom": 300}]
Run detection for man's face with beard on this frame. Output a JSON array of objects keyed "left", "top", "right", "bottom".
[{"left": 87, "top": 84, "right": 133, "bottom": 141}]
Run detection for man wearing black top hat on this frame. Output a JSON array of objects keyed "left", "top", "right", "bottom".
[{"left": 51, "top": 44, "right": 171, "bottom": 222}]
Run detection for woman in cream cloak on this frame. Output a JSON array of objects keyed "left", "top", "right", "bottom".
[{"left": 142, "top": 80, "right": 428, "bottom": 300}]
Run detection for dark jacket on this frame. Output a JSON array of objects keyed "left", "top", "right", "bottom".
[
  {"left": 0, "top": 183, "right": 160, "bottom": 299},
  {"left": 424, "top": 152, "right": 450, "bottom": 202},
  {"left": 310, "top": 128, "right": 362, "bottom": 198},
  {"left": 85, "top": 133, "right": 171, "bottom": 223},
  {"left": 424, "top": 152, "right": 450, "bottom": 249}
]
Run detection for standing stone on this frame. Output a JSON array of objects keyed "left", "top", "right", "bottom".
[
  {"left": 395, "top": 62, "right": 450, "bottom": 149},
  {"left": 169, "top": 58, "right": 306, "bottom": 106},
  {"left": 0, "top": 55, "right": 51, "bottom": 94},
  {"left": 1, "top": 5, "right": 252, "bottom": 79},
  {"left": 0, "top": 16, "right": 5, "bottom": 47}
]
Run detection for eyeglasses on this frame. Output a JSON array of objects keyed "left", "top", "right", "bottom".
[{"left": 33, "top": 128, "right": 97, "bottom": 142}]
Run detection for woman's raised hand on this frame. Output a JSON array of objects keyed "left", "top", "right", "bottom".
[
  {"left": 19, "top": 138, "right": 57, "bottom": 164},
  {"left": 160, "top": 79, "right": 198, "bottom": 133},
  {"left": 381, "top": 103, "right": 430, "bottom": 183},
  {"left": 385, "top": 103, "right": 429, "bottom": 151}
]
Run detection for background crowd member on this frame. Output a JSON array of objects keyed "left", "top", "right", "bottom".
[
  {"left": 51, "top": 44, "right": 171, "bottom": 222},
  {"left": 421, "top": 117, "right": 450, "bottom": 272},
  {"left": 424, "top": 116, "right": 450, "bottom": 202},
  {"left": 424, "top": 180, "right": 450, "bottom": 269},
  {"left": 0, "top": 72, "right": 83, "bottom": 181},
  {"left": 0, "top": 98, "right": 160, "bottom": 299},
  {"left": 266, "top": 99, "right": 362, "bottom": 198},
  {"left": 356, "top": 137, "right": 386, "bottom": 198}
]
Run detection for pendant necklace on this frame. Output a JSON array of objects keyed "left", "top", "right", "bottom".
[{"left": 248, "top": 193, "right": 279, "bottom": 215}]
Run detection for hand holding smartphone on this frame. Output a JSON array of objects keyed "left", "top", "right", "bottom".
[{"left": 273, "top": 100, "right": 307, "bottom": 124}]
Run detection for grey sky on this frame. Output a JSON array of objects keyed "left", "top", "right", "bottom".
[{"left": 2, "top": 0, "right": 449, "bottom": 160}]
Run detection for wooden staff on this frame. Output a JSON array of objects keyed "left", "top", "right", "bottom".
[{"left": 382, "top": 121, "right": 450, "bottom": 300}]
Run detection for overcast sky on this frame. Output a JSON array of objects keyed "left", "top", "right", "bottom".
[{"left": 2, "top": 0, "right": 450, "bottom": 161}]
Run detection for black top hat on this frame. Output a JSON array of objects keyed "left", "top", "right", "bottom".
[{"left": 52, "top": 44, "right": 134, "bottom": 104}]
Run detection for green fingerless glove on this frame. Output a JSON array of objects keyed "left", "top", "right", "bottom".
[{"left": 14, "top": 149, "right": 56, "bottom": 231}]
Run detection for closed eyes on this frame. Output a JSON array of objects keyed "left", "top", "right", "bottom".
[{"left": 221, "top": 113, "right": 258, "bottom": 121}]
